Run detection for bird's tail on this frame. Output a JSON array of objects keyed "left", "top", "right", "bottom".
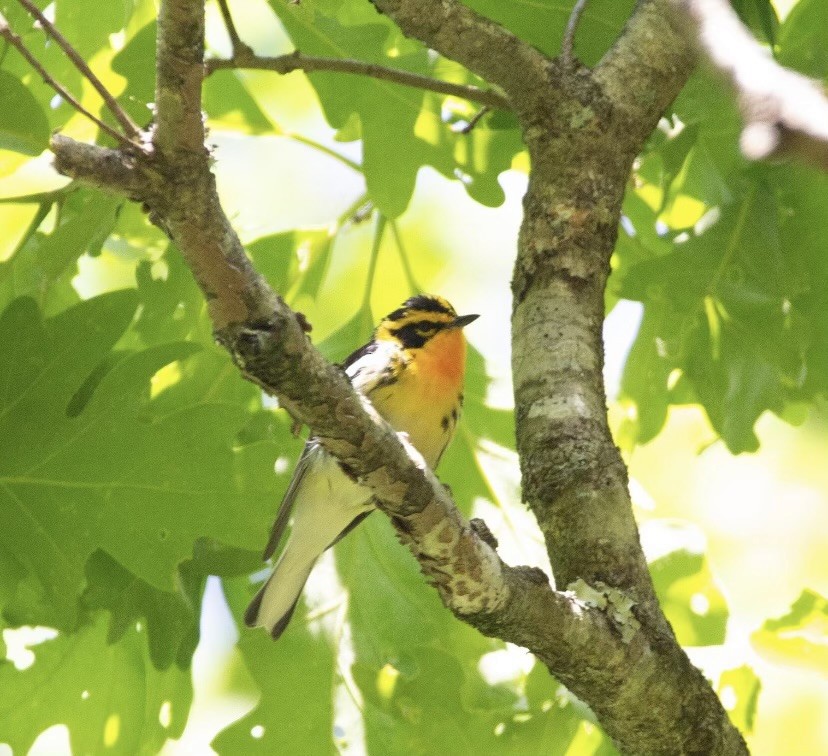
[{"left": 244, "top": 545, "right": 317, "bottom": 639}]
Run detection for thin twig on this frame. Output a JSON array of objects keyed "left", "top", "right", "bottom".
[
  {"left": 337, "top": 193, "right": 371, "bottom": 227},
  {"left": 216, "top": 0, "right": 254, "bottom": 59},
  {"left": 16, "top": 0, "right": 144, "bottom": 140},
  {"left": 349, "top": 199, "right": 374, "bottom": 224},
  {"left": 0, "top": 21, "right": 137, "bottom": 149},
  {"left": 457, "top": 105, "right": 491, "bottom": 133},
  {"left": 561, "top": 0, "right": 590, "bottom": 67},
  {"left": 206, "top": 51, "right": 511, "bottom": 110}
]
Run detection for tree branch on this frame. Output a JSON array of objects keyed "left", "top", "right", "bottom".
[
  {"left": 51, "top": 136, "right": 142, "bottom": 197},
  {"left": 672, "top": 0, "right": 828, "bottom": 169},
  {"left": 47, "top": 0, "right": 607, "bottom": 663},
  {"left": 16, "top": 0, "right": 143, "bottom": 140},
  {"left": 369, "top": 0, "right": 553, "bottom": 114},
  {"left": 0, "top": 17, "right": 138, "bottom": 149},
  {"left": 561, "top": 0, "right": 590, "bottom": 68},
  {"left": 367, "top": 0, "right": 745, "bottom": 752},
  {"left": 206, "top": 51, "right": 511, "bottom": 110},
  {"left": 596, "top": 0, "right": 698, "bottom": 142},
  {"left": 216, "top": 0, "right": 254, "bottom": 59}
]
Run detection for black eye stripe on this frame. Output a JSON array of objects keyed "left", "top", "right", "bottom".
[
  {"left": 393, "top": 323, "right": 428, "bottom": 349},
  {"left": 389, "top": 318, "right": 445, "bottom": 333}
]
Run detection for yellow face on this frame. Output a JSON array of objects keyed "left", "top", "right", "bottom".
[{"left": 375, "top": 295, "right": 478, "bottom": 355}]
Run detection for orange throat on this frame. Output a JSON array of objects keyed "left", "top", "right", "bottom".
[{"left": 413, "top": 327, "right": 467, "bottom": 390}]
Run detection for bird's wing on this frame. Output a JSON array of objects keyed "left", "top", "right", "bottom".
[
  {"left": 262, "top": 439, "right": 322, "bottom": 560},
  {"left": 344, "top": 340, "right": 401, "bottom": 395},
  {"left": 260, "top": 340, "right": 399, "bottom": 561}
]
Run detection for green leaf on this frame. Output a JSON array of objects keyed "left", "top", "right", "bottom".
[
  {"left": 0, "top": 9, "right": 83, "bottom": 133},
  {"left": 0, "top": 188, "right": 122, "bottom": 316},
  {"left": 248, "top": 228, "right": 333, "bottom": 299},
  {"left": 502, "top": 662, "right": 615, "bottom": 755},
  {"left": 36, "top": 188, "right": 122, "bottom": 268},
  {"left": 618, "top": 185, "right": 805, "bottom": 453},
  {"left": 777, "top": 0, "right": 828, "bottom": 78},
  {"left": 337, "top": 514, "right": 522, "bottom": 754},
  {"left": 731, "top": 0, "right": 779, "bottom": 45},
  {"left": 204, "top": 71, "right": 273, "bottom": 134},
  {"left": 212, "top": 578, "right": 336, "bottom": 755},
  {"left": 54, "top": 0, "right": 133, "bottom": 59},
  {"left": 647, "top": 522, "right": 729, "bottom": 646},
  {"left": 752, "top": 589, "right": 828, "bottom": 675},
  {"left": 618, "top": 306, "right": 675, "bottom": 444},
  {"left": 268, "top": 2, "right": 522, "bottom": 216},
  {"left": 0, "top": 293, "right": 283, "bottom": 630},
  {"left": 269, "top": 5, "right": 426, "bottom": 217},
  {"left": 718, "top": 665, "right": 761, "bottom": 734},
  {"left": 111, "top": 21, "right": 157, "bottom": 125},
  {"left": 134, "top": 246, "right": 205, "bottom": 346},
  {"left": 352, "top": 646, "right": 505, "bottom": 756},
  {"left": 81, "top": 550, "right": 203, "bottom": 670},
  {"left": 0, "top": 70, "right": 50, "bottom": 156},
  {"left": 0, "top": 612, "right": 192, "bottom": 755},
  {"left": 318, "top": 306, "right": 375, "bottom": 364}
]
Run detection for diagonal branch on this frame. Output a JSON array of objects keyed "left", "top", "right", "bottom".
[
  {"left": 16, "top": 0, "right": 143, "bottom": 140},
  {"left": 596, "top": 0, "right": 697, "bottom": 141},
  {"left": 0, "top": 16, "right": 138, "bottom": 149},
  {"left": 672, "top": 0, "right": 828, "bottom": 170},
  {"left": 561, "top": 0, "right": 591, "bottom": 67},
  {"left": 48, "top": 7, "right": 652, "bottom": 696},
  {"left": 369, "top": 0, "right": 552, "bottom": 114},
  {"left": 216, "top": 0, "right": 254, "bottom": 59},
  {"left": 206, "top": 51, "right": 511, "bottom": 110},
  {"left": 50, "top": 0, "right": 590, "bottom": 642}
]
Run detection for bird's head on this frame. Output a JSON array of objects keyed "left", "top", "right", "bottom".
[{"left": 375, "top": 295, "right": 478, "bottom": 351}]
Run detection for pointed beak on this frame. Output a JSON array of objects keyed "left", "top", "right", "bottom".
[{"left": 449, "top": 313, "right": 479, "bottom": 329}]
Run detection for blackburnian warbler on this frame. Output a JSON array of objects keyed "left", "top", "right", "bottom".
[{"left": 245, "top": 294, "right": 478, "bottom": 638}]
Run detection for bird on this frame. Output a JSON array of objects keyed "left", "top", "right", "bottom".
[{"left": 245, "top": 294, "right": 478, "bottom": 639}]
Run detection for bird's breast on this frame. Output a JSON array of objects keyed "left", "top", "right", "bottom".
[{"left": 369, "top": 332, "right": 466, "bottom": 468}]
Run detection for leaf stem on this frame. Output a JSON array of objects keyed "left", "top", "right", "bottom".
[
  {"left": 338, "top": 193, "right": 372, "bottom": 227},
  {"left": 283, "top": 130, "right": 362, "bottom": 173},
  {"left": 389, "top": 220, "right": 419, "bottom": 294},
  {"left": 361, "top": 213, "right": 387, "bottom": 311}
]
